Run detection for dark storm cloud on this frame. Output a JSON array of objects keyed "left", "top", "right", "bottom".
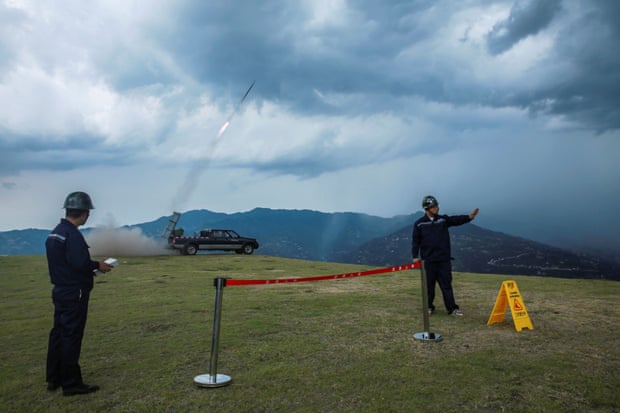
[
  {"left": 150, "top": 1, "right": 620, "bottom": 132},
  {"left": 153, "top": 1, "right": 441, "bottom": 114},
  {"left": 508, "top": 0, "right": 620, "bottom": 131},
  {"left": 154, "top": 2, "right": 296, "bottom": 98},
  {"left": 2, "top": 0, "right": 618, "bottom": 185},
  {"left": 486, "top": 0, "right": 562, "bottom": 55},
  {"left": 0, "top": 131, "right": 129, "bottom": 175},
  {"left": 97, "top": 52, "right": 179, "bottom": 92}
]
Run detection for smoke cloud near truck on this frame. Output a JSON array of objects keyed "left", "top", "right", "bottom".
[{"left": 88, "top": 225, "right": 172, "bottom": 257}]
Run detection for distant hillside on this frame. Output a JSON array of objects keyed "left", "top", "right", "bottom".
[
  {"left": 335, "top": 224, "right": 619, "bottom": 280},
  {"left": 1, "top": 208, "right": 617, "bottom": 280},
  {"left": 192, "top": 208, "right": 418, "bottom": 261},
  {"left": 0, "top": 229, "right": 49, "bottom": 255}
]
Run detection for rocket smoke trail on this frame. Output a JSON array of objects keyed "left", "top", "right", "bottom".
[
  {"left": 170, "top": 81, "right": 256, "bottom": 212},
  {"left": 215, "top": 81, "right": 255, "bottom": 140}
]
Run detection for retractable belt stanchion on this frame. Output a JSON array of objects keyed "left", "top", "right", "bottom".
[
  {"left": 192, "top": 263, "right": 425, "bottom": 388},
  {"left": 194, "top": 277, "right": 232, "bottom": 388},
  {"left": 413, "top": 261, "right": 442, "bottom": 342}
]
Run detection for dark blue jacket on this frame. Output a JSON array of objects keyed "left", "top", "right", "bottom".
[
  {"left": 411, "top": 214, "right": 471, "bottom": 263},
  {"left": 46, "top": 219, "right": 99, "bottom": 290}
]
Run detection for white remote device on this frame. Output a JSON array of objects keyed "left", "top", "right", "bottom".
[
  {"left": 94, "top": 258, "right": 119, "bottom": 273},
  {"left": 104, "top": 258, "right": 119, "bottom": 267}
]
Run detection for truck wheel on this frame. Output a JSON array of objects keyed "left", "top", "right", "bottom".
[
  {"left": 184, "top": 244, "right": 198, "bottom": 255},
  {"left": 242, "top": 244, "right": 254, "bottom": 255}
]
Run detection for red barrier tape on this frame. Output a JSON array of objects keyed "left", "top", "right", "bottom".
[{"left": 226, "top": 262, "right": 421, "bottom": 286}]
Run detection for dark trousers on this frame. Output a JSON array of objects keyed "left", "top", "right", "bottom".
[
  {"left": 425, "top": 261, "right": 459, "bottom": 313},
  {"left": 46, "top": 286, "right": 90, "bottom": 388}
]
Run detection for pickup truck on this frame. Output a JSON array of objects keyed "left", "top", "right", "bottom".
[{"left": 169, "top": 228, "right": 259, "bottom": 255}]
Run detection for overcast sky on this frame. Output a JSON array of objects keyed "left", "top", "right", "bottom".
[{"left": 1, "top": 0, "right": 618, "bottom": 252}]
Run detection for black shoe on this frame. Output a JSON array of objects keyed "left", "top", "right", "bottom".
[
  {"left": 47, "top": 382, "right": 60, "bottom": 391},
  {"left": 63, "top": 384, "right": 100, "bottom": 396}
]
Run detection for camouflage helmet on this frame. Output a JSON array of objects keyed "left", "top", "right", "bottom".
[
  {"left": 63, "top": 191, "right": 95, "bottom": 210},
  {"left": 422, "top": 195, "right": 439, "bottom": 210}
]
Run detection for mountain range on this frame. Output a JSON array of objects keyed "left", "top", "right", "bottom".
[{"left": 1, "top": 207, "right": 618, "bottom": 280}]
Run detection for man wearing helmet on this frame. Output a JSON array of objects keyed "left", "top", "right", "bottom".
[
  {"left": 45, "top": 191, "right": 114, "bottom": 396},
  {"left": 411, "top": 195, "right": 479, "bottom": 316}
]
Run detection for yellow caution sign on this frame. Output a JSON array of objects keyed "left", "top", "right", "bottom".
[{"left": 487, "top": 280, "right": 534, "bottom": 332}]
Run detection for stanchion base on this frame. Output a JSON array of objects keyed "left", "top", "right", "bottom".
[
  {"left": 413, "top": 332, "right": 443, "bottom": 342},
  {"left": 193, "top": 373, "right": 232, "bottom": 388}
]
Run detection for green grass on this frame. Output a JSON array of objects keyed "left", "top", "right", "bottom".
[{"left": 1, "top": 254, "right": 619, "bottom": 412}]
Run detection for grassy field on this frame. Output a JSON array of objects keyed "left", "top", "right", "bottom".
[{"left": 1, "top": 254, "right": 619, "bottom": 412}]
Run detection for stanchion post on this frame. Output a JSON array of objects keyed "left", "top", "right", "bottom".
[
  {"left": 194, "top": 277, "right": 233, "bottom": 388},
  {"left": 413, "top": 261, "right": 443, "bottom": 342}
]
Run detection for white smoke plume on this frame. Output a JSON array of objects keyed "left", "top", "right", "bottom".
[{"left": 87, "top": 225, "right": 172, "bottom": 257}]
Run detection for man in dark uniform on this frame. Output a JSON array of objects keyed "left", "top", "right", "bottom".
[
  {"left": 46, "top": 191, "right": 114, "bottom": 396},
  {"left": 411, "top": 195, "right": 479, "bottom": 316}
]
